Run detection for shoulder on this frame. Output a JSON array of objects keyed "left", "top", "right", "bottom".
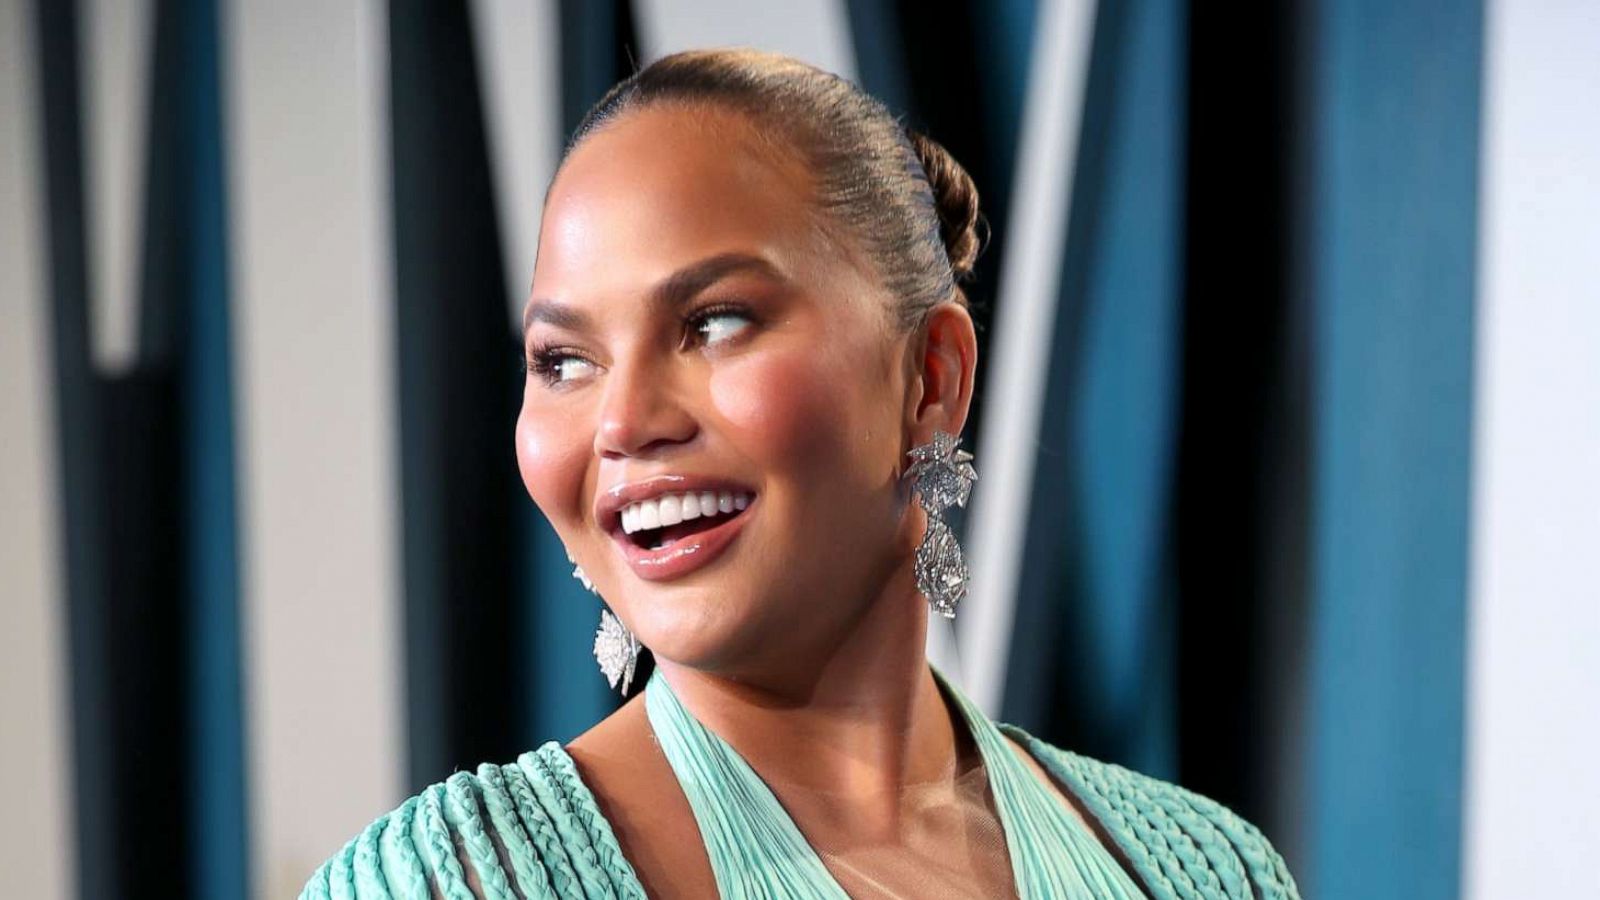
[
  {"left": 299, "top": 742, "right": 645, "bottom": 900},
  {"left": 1002, "top": 725, "right": 1301, "bottom": 900},
  {"left": 563, "top": 693, "right": 720, "bottom": 899}
]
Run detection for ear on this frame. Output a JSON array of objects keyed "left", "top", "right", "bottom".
[{"left": 905, "top": 301, "right": 978, "bottom": 445}]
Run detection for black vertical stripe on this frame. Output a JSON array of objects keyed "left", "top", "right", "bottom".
[
  {"left": 842, "top": 0, "right": 912, "bottom": 119},
  {"left": 997, "top": 0, "right": 1132, "bottom": 750},
  {"left": 558, "top": 0, "right": 639, "bottom": 137},
  {"left": 1174, "top": 0, "right": 1310, "bottom": 845},
  {"left": 35, "top": 0, "right": 197, "bottom": 895},
  {"left": 846, "top": 0, "right": 1038, "bottom": 465},
  {"left": 389, "top": 0, "right": 529, "bottom": 787},
  {"left": 34, "top": 5, "right": 117, "bottom": 892}
]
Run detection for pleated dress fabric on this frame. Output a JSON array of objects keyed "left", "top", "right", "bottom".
[
  {"left": 645, "top": 666, "right": 1146, "bottom": 899},
  {"left": 301, "top": 670, "right": 1301, "bottom": 899}
]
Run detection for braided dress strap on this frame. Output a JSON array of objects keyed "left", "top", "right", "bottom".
[
  {"left": 535, "top": 743, "right": 648, "bottom": 899},
  {"left": 500, "top": 758, "right": 584, "bottom": 896},
  {"left": 383, "top": 797, "right": 435, "bottom": 899},
  {"left": 300, "top": 749, "right": 645, "bottom": 899},
  {"left": 413, "top": 782, "right": 477, "bottom": 899},
  {"left": 1004, "top": 726, "right": 1302, "bottom": 900},
  {"left": 1174, "top": 786, "right": 1298, "bottom": 900},
  {"left": 441, "top": 772, "right": 517, "bottom": 900},
  {"left": 351, "top": 816, "right": 395, "bottom": 897},
  {"left": 475, "top": 762, "right": 557, "bottom": 897}
]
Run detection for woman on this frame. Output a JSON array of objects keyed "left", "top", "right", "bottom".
[{"left": 303, "top": 49, "right": 1298, "bottom": 899}]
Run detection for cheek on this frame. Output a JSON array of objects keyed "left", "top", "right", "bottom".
[
  {"left": 515, "top": 396, "right": 590, "bottom": 526},
  {"left": 707, "top": 338, "right": 894, "bottom": 488}
]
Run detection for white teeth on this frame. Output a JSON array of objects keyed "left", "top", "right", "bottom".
[
  {"left": 619, "top": 489, "right": 753, "bottom": 534},
  {"left": 658, "top": 494, "right": 682, "bottom": 526}
]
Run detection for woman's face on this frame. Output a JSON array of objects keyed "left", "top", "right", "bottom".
[{"left": 517, "top": 106, "right": 924, "bottom": 673}]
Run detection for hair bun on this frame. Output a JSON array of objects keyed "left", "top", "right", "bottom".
[{"left": 907, "top": 129, "right": 982, "bottom": 281}]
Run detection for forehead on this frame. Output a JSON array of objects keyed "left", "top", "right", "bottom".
[{"left": 534, "top": 106, "right": 823, "bottom": 300}]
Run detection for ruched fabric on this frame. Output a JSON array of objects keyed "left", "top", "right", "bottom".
[{"left": 303, "top": 675, "right": 1299, "bottom": 899}]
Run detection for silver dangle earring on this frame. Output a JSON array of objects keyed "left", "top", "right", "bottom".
[
  {"left": 593, "top": 608, "right": 641, "bottom": 695},
  {"left": 903, "top": 429, "right": 978, "bottom": 619},
  {"left": 569, "top": 550, "right": 641, "bottom": 695}
]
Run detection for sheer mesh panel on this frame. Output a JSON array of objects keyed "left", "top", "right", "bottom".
[{"left": 797, "top": 760, "right": 1019, "bottom": 899}]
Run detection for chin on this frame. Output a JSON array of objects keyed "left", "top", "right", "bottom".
[
  {"left": 598, "top": 510, "right": 892, "bottom": 675},
  {"left": 633, "top": 593, "right": 750, "bottom": 668},
  {"left": 622, "top": 579, "right": 801, "bottom": 676},
  {"left": 596, "top": 512, "right": 784, "bottom": 666}
]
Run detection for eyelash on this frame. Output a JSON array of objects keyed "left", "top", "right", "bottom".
[
  {"left": 523, "top": 342, "right": 586, "bottom": 387},
  {"left": 523, "top": 302, "right": 756, "bottom": 388},
  {"left": 682, "top": 302, "right": 753, "bottom": 349}
]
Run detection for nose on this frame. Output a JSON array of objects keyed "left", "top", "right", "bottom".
[{"left": 594, "top": 354, "right": 698, "bottom": 459}]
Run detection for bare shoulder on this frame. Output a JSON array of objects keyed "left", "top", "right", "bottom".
[{"left": 566, "top": 696, "right": 718, "bottom": 900}]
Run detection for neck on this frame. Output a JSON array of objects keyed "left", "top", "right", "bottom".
[{"left": 652, "top": 564, "right": 969, "bottom": 798}]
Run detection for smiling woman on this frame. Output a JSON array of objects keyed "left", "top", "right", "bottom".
[{"left": 301, "top": 49, "right": 1299, "bottom": 900}]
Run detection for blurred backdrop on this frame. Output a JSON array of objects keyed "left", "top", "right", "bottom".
[{"left": 2, "top": 0, "right": 1596, "bottom": 897}]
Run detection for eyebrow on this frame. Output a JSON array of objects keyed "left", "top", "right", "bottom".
[{"left": 522, "top": 252, "right": 784, "bottom": 336}]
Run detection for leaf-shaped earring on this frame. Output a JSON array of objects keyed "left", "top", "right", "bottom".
[
  {"left": 569, "top": 549, "right": 641, "bottom": 694},
  {"left": 593, "top": 608, "right": 641, "bottom": 695},
  {"left": 903, "top": 429, "right": 978, "bottom": 619}
]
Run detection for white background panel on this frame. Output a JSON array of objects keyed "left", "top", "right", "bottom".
[
  {"left": 83, "top": 0, "right": 151, "bottom": 373},
  {"left": 0, "top": 0, "right": 76, "bottom": 896},
  {"left": 223, "top": 2, "right": 403, "bottom": 894},
  {"left": 962, "top": 0, "right": 1098, "bottom": 713},
  {"left": 468, "top": 0, "right": 562, "bottom": 329},
  {"left": 634, "top": 0, "right": 857, "bottom": 80},
  {"left": 1465, "top": 0, "right": 1600, "bottom": 895}
]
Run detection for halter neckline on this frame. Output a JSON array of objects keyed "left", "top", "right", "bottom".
[{"left": 643, "top": 664, "right": 1149, "bottom": 898}]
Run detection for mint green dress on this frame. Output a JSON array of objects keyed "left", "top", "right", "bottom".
[{"left": 302, "top": 667, "right": 1299, "bottom": 899}]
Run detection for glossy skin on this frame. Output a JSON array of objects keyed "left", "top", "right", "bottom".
[{"left": 513, "top": 104, "right": 1094, "bottom": 898}]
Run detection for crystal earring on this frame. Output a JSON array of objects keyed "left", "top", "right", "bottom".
[
  {"left": 569, "top": 550, "right": 642, "bottom": 694},
  {"left": 567, "top": 549, "right": 598, "bottom": 595},
  {"left": 593, "top": 608, "right": 641, "bottom": 695},
  {"left": 903, "top": 429, "right": 978, "bottom": 618}
]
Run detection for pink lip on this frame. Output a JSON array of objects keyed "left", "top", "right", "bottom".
[{"left": 610, "top": 496, "right": 756, "bottom": 582}]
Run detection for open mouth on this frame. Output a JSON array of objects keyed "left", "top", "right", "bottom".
[{"left": 618, "top": 489, "right": 753, "bottom": 551}]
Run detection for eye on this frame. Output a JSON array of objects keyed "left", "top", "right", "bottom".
[
  {"left": 689, "top": 304, "right": 755, "bottom": 348},
  {"left": 526, "top": 345, "right": 598, "bottom": 387}
]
